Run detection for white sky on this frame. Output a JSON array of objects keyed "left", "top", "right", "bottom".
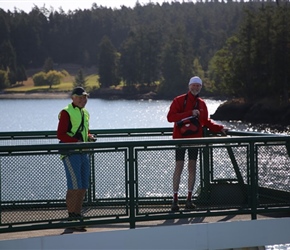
[{"left": 0, "top": 0, "right": 181, "bottom": 13}]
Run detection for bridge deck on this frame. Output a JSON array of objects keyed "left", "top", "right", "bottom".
[{"left": 0, "top": 212, "right": 289, "bottom": 241}]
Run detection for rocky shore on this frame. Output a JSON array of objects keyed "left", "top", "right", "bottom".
[{"left": 211, "top": 98, "right": 290, "bottom": 129}]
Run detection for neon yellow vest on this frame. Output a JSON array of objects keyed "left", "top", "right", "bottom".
[{"left": 62, "top": 103, "right": 90, "bottom": 142}]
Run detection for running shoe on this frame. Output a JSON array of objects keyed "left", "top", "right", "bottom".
[
  {"left": 171, "top": 200, "right": 179, "bottom": 212},
  {"left": 185, "top": 200, "right": 196, "bottom": 210}
]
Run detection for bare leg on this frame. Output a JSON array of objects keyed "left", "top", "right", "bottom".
[
  {"left": 74, "top": 189, "right": 86, "bottom": 215},
  {"left": 66, "top": 189, "right": 78, "bottom": 213},
  {"left": 66, "top": 189, "right": 87, "bottom": 230},
  {"left": 66, "top": 189, "right": 86, "bottom": 215},
  {"left": 173, "top": 160, "right": 184, "bottom": 192},
  {"left": 188, "top": 159, "right": 197, "bottom": 192}
]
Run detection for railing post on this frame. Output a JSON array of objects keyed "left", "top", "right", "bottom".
[
  {"left": 198, "top": 128, "right": 211, "bottom": 204},
  {"left": 128, "top": 145, "right": 136, "bottom": 229},
  {"left": 249, "top": 141, "right": 258, "bottom": 220},
  {"left": 0, "top": 160, "right": 1, "bottom": 223},
  {"left": 197, "top": 144, "right": 211, "bottom": 204},
  {"left": 88, "top": 152, "right": 95, "bottom": 203}
]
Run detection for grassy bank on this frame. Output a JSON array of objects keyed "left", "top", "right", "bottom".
[
  {"left": 4, "top": 64, "right": 100, "bottom": 94},
  {"left": 4, "top": 74, "right": 99, "bottom": 94}
]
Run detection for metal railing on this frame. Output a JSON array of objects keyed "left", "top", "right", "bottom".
[{"left": 0, "top": 128, "right": 290, "bottom": 233}]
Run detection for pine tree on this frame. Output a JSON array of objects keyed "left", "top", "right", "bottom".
[
  {"left": 74, "top": 68, "right": 87, "bottom": 89},
  {"left": 98, "top": 36, "right": 119, "bottom": 88}
]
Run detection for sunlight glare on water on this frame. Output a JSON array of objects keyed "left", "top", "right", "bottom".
[{"left": 0, "top": 98, "right": 225, "bottom": 131}]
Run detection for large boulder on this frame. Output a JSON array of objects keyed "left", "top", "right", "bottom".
[
  {"left": 210, "top": 99, "right": 251, "bottom": 121},
  {"left": 211, "top": 98, "right": 290, "bottom": 126}
]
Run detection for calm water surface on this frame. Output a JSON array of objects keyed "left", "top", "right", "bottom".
[
  {"left": 1, "top": 98, "right": 226, "bottom": 132},
  {"left": 1, "top": 98, "right": 288, "bottom": 134}
]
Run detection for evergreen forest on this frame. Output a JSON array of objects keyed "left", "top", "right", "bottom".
[{"left": 0, "top": 0, "right": 289, "bottom": 103}]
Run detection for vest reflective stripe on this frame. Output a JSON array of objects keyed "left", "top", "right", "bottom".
[{"left": 63, "top": 103, "right": 90, "bottom": 142}]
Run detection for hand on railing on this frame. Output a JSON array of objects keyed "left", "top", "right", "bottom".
[
  {"left": 88, "top": 134, "right": 97, "bottom": 142},
  {"left": 221, "top": 128, "right": 229, "bottom": 136}
]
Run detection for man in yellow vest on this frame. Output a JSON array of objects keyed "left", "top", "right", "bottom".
[{"left": 57, "top": 86, "right": 95, "bottom": 231}]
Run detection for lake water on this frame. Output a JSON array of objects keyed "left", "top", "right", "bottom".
[
  {"left": 0, "top": 98, "right": 281, "bottom": 133},
  {"left": 1, "top": 98, "right": 227, "bottom": 132}
]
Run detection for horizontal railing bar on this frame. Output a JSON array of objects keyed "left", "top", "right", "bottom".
[
  {"left": 1, "top": 135, "right": 290, "bottom": 153},
  {"left": 0, "top": 128, "right": 282, "bottom": 140},
  {"left": 0, "top": 127, "right": 173, "bottom": 139}
]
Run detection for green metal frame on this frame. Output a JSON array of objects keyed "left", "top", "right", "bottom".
[{"left": 0, "top": 128, "right": 290, "bottom": 233}]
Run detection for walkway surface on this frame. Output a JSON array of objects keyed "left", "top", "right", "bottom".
[{"left": 0, "top": 213, "right": 287, "bottom": 242}]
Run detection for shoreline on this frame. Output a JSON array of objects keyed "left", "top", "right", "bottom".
[{"left": 0, "top": 92, "right": 70, "bottom": 99}]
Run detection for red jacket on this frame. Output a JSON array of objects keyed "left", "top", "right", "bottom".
[{"left": 167, "top": 91, "right": 224, "bottom": 139}]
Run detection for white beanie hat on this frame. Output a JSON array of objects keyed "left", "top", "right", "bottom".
[{"left": 188, "top": 76, "right": 202, "bottom": 85}]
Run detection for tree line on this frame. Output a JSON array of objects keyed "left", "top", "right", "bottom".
[{"left": 0, "top": 0, "right": 289, "bottom": 103}]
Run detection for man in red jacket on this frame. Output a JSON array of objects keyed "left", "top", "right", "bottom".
[{"left": 167, "top": 76, "right": 227, "bottom": 212}]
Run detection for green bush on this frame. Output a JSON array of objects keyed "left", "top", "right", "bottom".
[
  {"left": 32, "top": 72, "right": 47, "bottom": 86},
  {"left": 46, "top": 70, "right": 62, "bottom": 86},
  {"left": 33, "top": 70, "right": 63, "bottom": 88}
]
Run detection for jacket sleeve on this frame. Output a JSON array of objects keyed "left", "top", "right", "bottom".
[
  {"left": 57, "top": 110, "right": 78, "bottom": 143},
  {"left": 199, "top": 100, "right": 224, "bottom": 133}
]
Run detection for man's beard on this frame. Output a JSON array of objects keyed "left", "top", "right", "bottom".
[{"left": 190, "top": 90, "right": 200, "bottom": 96}]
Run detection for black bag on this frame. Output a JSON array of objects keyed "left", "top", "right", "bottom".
[{"left": 177, "top": 116, "right": 200, "bottom": 136}]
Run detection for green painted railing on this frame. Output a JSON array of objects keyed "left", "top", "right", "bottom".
[{"left": 0, "top": 128, "right": 290, "bottom": 233}]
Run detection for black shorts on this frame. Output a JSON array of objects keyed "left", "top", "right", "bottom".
[{"left": 175, "top": 147, "right": 198, "bottom": 161}]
